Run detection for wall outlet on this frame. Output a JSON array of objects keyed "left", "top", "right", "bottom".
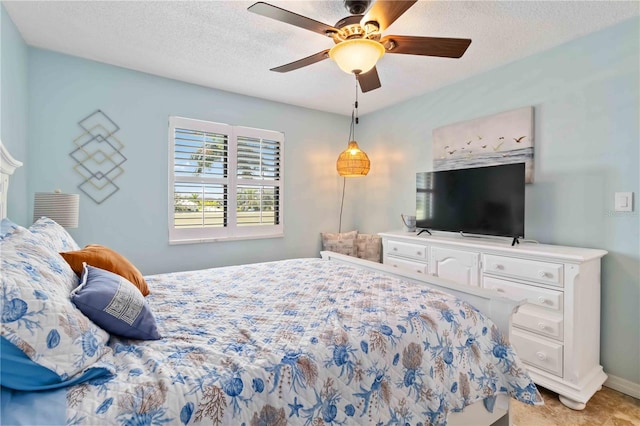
[{"left": 614, "top": 192, "right": 633, "bottom": 212}]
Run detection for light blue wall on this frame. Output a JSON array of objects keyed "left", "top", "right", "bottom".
[
  {"left": 27, "top": 49, "right": 352, "bottom": 275},
  {"left": 0, "top": 4, "right": 28, "bottom": 223},
  {"left": 354, "top": 18, "right": 640, "bottom": 386}
]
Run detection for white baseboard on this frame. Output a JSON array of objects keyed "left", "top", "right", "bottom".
[{"left": 604, "top": 374, "right": 640, "bottom": 399}]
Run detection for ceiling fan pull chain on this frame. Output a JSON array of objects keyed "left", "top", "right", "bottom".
[
  {"left": 355, "top": 75, "right": 359, "bottom": 125},
  {"left": 350, "top": 110, "right": 355, "bottom": 141}
]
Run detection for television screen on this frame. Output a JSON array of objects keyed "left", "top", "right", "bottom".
[{"left": 416, "top": 163, "right": 525, "bottom": 238}]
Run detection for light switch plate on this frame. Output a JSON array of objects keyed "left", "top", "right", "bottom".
[{"left": 614, "top": 192, "right": 633, "bottom": 212}]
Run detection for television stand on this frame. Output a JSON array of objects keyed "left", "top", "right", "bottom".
[{"left": 417, "top": 229, "right": 432, "bottom": 236}]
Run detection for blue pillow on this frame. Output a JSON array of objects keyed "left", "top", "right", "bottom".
[
  {"left": 71, "top": 263, "right": 161, "bottom": 340},
  {"left": 0, "top": 337, "right": 111, "bottom": 390}
]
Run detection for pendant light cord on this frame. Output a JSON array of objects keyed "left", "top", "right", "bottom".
[
  {"left": 353, "top": 75, "right": 359, "bottom": 138},
  {"left": 338, "top": 176, "right": 346, "bottom": 233},
  {"left": 339, "top": 74, "right": 360, "bottom": 233}
]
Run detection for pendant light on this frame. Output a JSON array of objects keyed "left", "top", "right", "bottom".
[{"left": 336, "top": 75, "right": 370, "bottom": 177}]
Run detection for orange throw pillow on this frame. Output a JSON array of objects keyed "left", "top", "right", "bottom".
[{"left": 60, "top": 244, "right": 149, "bottom": 296}]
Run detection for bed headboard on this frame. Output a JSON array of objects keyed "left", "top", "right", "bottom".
[{"left": 0, "top": 140, "right": 23, "bottom": 220}]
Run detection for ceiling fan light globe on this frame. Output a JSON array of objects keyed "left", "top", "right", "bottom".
[{"left": 329, "top": 39, "right": 384, "bottom": 75}]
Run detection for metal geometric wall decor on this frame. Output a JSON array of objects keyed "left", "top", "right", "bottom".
[{"left": 70, "top": 110, "right": 126, "bottom": 204}]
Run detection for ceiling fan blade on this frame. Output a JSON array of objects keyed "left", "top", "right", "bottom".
[
  {"left": 361, "top": 1, "right": 417, "bottom": 32},
  {"left": 358, "top": 67, "right": 382, "bottom": 93},
  {"left": 381, "top": 35, "right": 472, "bottom": 58},
  {"left": 270, "top": 50, "right": 330, "bottom": 73},
  {"left": 248, "top": 2, "right": 337, "bottom": 36}
]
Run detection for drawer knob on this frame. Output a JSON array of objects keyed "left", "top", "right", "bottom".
[
  {"left": 537, "top": 297, "right": 549, "bottom": 305},
  {"left": 416, "top": 251, "right": 422, "bottom": 255},
  {"left": 536, "top": 351, "right": 547, "bottom": 361},
  {"left": 393, "top": 264, "right": 398, "bottom": 268},
  {"left": 393, "top": 247, "right": 398, "bottom": 251},
  {"left": 495, "top": 288, "right": 505, "bottom": 293},
  {"left": 494, "top": 264, "right": 504, "bottom": 270},
  {"left": 539, "top": 271, "right": 549, "bottom": 278},
  {"left": 538, "top": 322, "right": 548, "bottom": 330},
  {"left": 416, "top": 270, "right": 422, "bottom": 274}
]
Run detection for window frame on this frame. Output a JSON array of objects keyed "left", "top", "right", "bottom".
[{"left": 168, "top": 116, "right": 284, "bottom": 244}]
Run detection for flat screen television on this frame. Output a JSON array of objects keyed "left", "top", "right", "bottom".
[{"left": 416, "top": 163, "right": 525, "bottom": 240}]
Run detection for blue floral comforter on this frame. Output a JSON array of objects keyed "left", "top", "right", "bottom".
[{"left": 66, "top": 258, "right": 542, "bottom": 425}]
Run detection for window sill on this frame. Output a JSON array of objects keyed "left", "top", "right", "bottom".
[{"left": 169, "top": 233, "right": 284, "bottom": 245}]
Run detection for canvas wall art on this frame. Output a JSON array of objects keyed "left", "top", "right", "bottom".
[{"left": 432, "top": 106, "right": 534, "bottom": 183}]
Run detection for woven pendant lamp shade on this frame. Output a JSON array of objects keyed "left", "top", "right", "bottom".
[
  {"left": 33, "top": 191, "right": 80, "bottom": 228},
  {"left": 336, "top": 141, "right": 370, "bottom": 177}
]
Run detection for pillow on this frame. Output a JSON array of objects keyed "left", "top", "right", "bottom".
[
  {"left": 61, "top": 244, "right": 150, "bottom": 296},
  {"left": 29, "top": 217, "right": 81, "bottom": 252},
  {"left": 0, "top": 227, "right": 112, "bottom": 380},
  {"left": 0, "top": 337, "right": 111, "bottom": 390},
  {"left": 355, "top": 233, "right": 382, "bottom": 263},
  {"left": 0, "top": 218, "right": 23, "bottom": 238},
  {"left": 321, "top": 230, "right": 358, "bottom": 257},
  {"left": 71, "top": 264, "right": 161, "bottom": 340}
]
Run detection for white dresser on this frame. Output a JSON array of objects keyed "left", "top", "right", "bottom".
[{"left": 380, "top": 231, "right": 608, "bottom": 410}]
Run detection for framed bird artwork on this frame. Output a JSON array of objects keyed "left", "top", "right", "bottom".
[{"left": 431, "top": 106, "right": 534, "bottom": 183}]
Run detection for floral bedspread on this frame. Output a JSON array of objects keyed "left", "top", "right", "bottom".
[{"left": 66, "top": 258, "right": 541, "bottom": 425}]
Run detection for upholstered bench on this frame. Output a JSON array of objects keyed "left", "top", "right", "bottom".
[{"left": 320, "top": 231, "right": 381, "bottom": 263}]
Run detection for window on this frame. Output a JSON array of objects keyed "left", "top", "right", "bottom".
[
  {"left": 169, "top": 117, "right": 283, "bottom": 243},
  {"left": 416, "top": 172, "right": 434, "bottom": 221}
]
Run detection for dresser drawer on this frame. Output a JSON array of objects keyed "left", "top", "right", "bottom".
[
  {"left": 386, "top": 240, "right": 427, "bottom": 261},
  {"left": 483, "top": 254, "right": 563, "bottom": 287},
  {"left": 386, "top": 256, "right": 428, "bottom": 276},
  {"left": 483, "top": 276, "right": 563, "bottom": 312},
  {"left": 511, "top": 329, "right": 563, "bottom": 377},
  {"left": 513, "top": 305, "right": 563, "bottom": 341}
]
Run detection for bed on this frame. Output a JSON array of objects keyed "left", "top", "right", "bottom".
[{"left": 0, "top": 141, "right": 542, "bottom": 425}]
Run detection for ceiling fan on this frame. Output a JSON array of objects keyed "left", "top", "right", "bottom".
[{"left": 248, "top": 0, "right": 472, "bottom": 93}]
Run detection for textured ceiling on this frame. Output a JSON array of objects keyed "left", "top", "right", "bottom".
[{"left": 4, "top": 1, "right": 639, "bottom": 116}]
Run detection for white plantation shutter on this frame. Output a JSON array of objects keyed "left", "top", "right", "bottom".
[
  {"left": 236, "top": 133, "right": 281, "bottom": 227},
  {"left": 173, "top": 128, "right": 228, "bottom": 179},
  {"left": 169, "top": 118, "right": 284, "bottom": 243}
]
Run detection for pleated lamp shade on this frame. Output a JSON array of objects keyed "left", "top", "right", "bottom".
[
  {"left": 336, "top": 141, "right": 370, "bottom": 177},
  {"left": 33, "top": 191, "right": 80, "bottom": 228}
]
